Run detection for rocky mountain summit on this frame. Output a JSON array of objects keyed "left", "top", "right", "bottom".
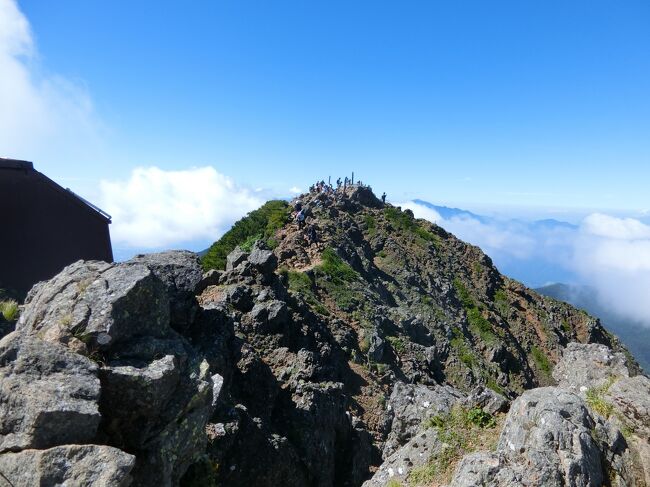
[{"left": 0, "top": 185, "right": 647, "bottom": 486}]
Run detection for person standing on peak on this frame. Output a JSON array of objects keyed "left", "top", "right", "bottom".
[{"left": 381, "top": 192, "right": 386, "bottom": 204}]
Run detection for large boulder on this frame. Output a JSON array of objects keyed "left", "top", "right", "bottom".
[
  {"left": 383, "top": 382, "right": 465, "bottom": 457},
  {"left": 449, "top": 387, "right": 604, "bottom": 487},
  {"left": 364, "top": 429, "right": 443, "bottom": 487},
  {"left": 13, "top": 257, "right": 216, "bottom": 487},
  {"left": 0, "top": 332, "right": 100, "bottom": 452},
  {"left": 0, "top": 445, "right": 135, "bottom": 486},
  {"left": 496, "top": 387, "right": 603, "bottom": 486},
  {"left": 129, "top": 251, "right": 203, "bottom": 331},
  {"left": 17, "top": 260, "right": 171, "bottom": 351},
  {"left": 553, "top": 342, "right": 630, "bottom": 393}
]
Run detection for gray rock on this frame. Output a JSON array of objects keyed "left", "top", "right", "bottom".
[
  {"left": 99, "top": 338, "right": 215, "bottom": 487},
  {"left": 0, "top": 444, "right": 135, "bottom": 486},
  {"left": 248, "top": 245, "right": 277, "bottom": 274},
  {"left": 0, "top": 332, "right": 100, "bottom": 452},
  {"left": 497, "top": 387, "right": 602, "bottom": 486},
  {"left": 367, "top": 329, "right": 385, "bottom": 364},
  {"left": 363, "top": 429, "right": 442, "bottom": 487},
  {"left": 17, "top": 260, "right": 171, "bottom": 350},
  {"left": 606, "top": 375, "right": 650, "bottom": 439},
  {"left": 449, "top": 452, "right": 516, "bottom": 487},
  {"left": 196, "top": 269, "right": 222, "bottom": 294},
  {"left": 465, "top": 386, "right": 510, "bottom": 415},
  {"left": 449, "top": 387, "right": 603, "bottom": 487},
  {"left": 129, "top": 251, "right": 203, "bottom": 331},
  {"left": 383, "top": 382, "right": 465, "bottom": 458},
  {"left": 605, "top": 375, "right": 650, "bottom": 485},
  {"left": 248, "top": 299, "right": 288, "bottom": 333},
  {"left": 98, "top": 354, "right": 181, "bottom": 448},
  {"left": 553, "top": 342, "right": 630, "bottom": 394},
  {"left": 226, "top": 247, "right": 249, "bottom": 271}
]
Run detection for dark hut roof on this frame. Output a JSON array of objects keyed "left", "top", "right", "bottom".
[{"left": 0, "top": 157, "right": 112, "bottom": 223}]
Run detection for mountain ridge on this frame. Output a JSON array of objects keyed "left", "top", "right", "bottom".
[{"left": 0, "top": 184, "right": 647, "bottom": 486}]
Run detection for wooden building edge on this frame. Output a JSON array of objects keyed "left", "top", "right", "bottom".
[{"left": 0, "top": 158, "right": 113, "bottom": 298}]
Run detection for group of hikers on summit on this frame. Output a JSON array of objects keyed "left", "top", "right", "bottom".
[{"left": 292, "top": 176, "right": 387, "bottom": 245}]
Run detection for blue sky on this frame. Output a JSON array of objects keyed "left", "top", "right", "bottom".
[
  {"left": 3, "top": 0, "right": 650, "bottom": 326},
  {"left": 9, "top": 0, "right": 650, "bottom": 212}
]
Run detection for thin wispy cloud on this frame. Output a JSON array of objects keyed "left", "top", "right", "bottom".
[{"left": 0, "top": 0, "right": 101, "bottom": 162}]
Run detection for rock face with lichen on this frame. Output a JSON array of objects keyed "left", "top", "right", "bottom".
[{"left": 0, "top": 185, "right": 647, "bottom": 487}]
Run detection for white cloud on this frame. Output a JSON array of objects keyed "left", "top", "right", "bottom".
[
  {"left": 100, "top": 166, "right": 263, "bottom": 248},
  {"left": 582, "top": 213, "right": 650, "bottom": 240},
  {"left": 401, "top": 202, "right": 443, "bottom": 225},
  {"left": 0, "top": 0, "right": 100, "bottom": 161},
  {"left": 574, "top": 215, "right": 650, "bottom": 324},
  {"left": 289, "top": 186, "right": 303, "bottom": 195}
]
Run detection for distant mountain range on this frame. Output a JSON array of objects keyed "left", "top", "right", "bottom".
[{"left": 536, "top": 283, "right": 649, "bottom": 373}]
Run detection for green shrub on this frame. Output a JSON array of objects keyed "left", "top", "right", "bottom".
[
  {"left": 363, "top": 214, "right": 377, "bottom": 236},
  {"left": 453, "top": 278, "right": 475, "bottom": 309},
  {"left": 286, "top": 271, "right": 329, "bottom": 316},
  {"left": 414, "top": 406, "right": 498, "bottom": 484},
  {"left": 530, "top": 345, "right": 552, "bottom": 376},
  {"left": 384, "top": 206, "right": 439, "bottom": 245},
  {"left": 0, "top": 299, "right": 19, "bottom": 321},
  {"left": 467, "top": 307, "right": 497, "bottom": 343},
  {"left": 317, "top": 248, "right": 359, "bottom": 284},
  {"left": 454, "top": 279, "right": 497, "bottom": 343},
  {"left": 466, "top": 407, "right": 497, "bottom": 428},
  {"left": 585, "top": 376, "right": 616, "bottom": 418},
  {"left": 450, "top": 329, "right": 476, "bottom": 368},
  {"left": 494, "top": 288, "right": 509, "bottom": 316},
  {"left": 202, "top": 200, "right": 290, "bottom": 270},
  {"left": 486, "top": 377, "right": 506, "bottom": 396},
  {"left": 387, "top": 336, "right": 407, "bottom": 354}
]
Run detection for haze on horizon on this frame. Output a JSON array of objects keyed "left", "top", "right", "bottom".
[{"left": 2, "top": 0, "right": 650, "bottom": 328}]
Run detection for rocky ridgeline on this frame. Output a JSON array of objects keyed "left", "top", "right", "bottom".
[{"left": 0, "top": 185, "right": 647, "bottom": 486}]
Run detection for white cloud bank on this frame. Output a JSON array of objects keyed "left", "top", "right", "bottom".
[
  {"left": 575, "top": 214, "right": 650, "bottom": 324},
  {"left": 100, "top": 166, "right": 263, "bottom": 248},
  {"left": 404, "top": 201, "right": 650, "bottom": 326},
  {"left": 0, "top": 0, "right": 99, "bottom": 161}
]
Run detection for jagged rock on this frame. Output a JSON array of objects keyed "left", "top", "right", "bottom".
[
  {"left": 98, "top": 354, "right": 182, "bottom": 448},
  {"left": 17, "top": 259, "right": 171, "bottom": 350},
  {"left": 367, "top": 329, "right": 385, "bottom": 363},
  {"left": 383, "top": 382, "right": 465, "bottom": 457},
  {"left": 465, "top": 386, "right": 509, "bottom": 415},
  {"left": 364, "top": 429, "right": 443, "bottom": 487},
  {"left": 129, "top": 251, "right": 203, "bottom": 331},
  {"left": 498, "top": 388, "right": 602, "bottom": 486},
  {"left": 248, "top": 243, "right": 278, "bottom": 274},
  {"left": 99, "top": 338, "right": 215, "bottom": 487},
  {"left": 247, "top": 299, "right": 288, "bottom": 333},
  {"left": 553, "top": 342, "right": 630, "bottom": 393},
  {"left": 449, "top": 387, "right": 603, "bottom": 487},
  {"left": 0, "top": 445, "right": 135, "bottom": 486},
  {"left": 196, "top": 269, "right": 222, "bottom": 294},
  {"left": 607, "top": 376, "right": 650, "bottom": 439},
  {"left": 450, "top": 452, "right": 516, "bottom": 487},
  {"left": 13, "top": 257, "right": 216, "bottom": 487},
  {"left": 226, "top": 247, "right": 249, "bottom": 271},
  {"left": 0, "top": 332, "right": 100, "bottom": 452}
]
